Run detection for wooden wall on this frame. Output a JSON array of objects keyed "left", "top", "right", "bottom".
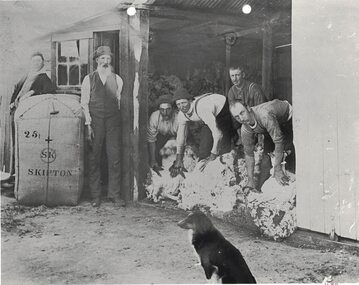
[{"left": 293, "top": 0, "right": 359, "bottom": 241}]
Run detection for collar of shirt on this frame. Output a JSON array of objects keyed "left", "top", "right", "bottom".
[
  {"left": 185, "top": 102, "right": 195, "bottom": 117},
  {"left": 97, "top": 68, "right": 111, "bottom": 84}
]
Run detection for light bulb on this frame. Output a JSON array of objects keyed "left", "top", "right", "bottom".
[
  {"left": 127, "top": 6, "right": 136, "bottom": 16},
  {"left": 242, "top": 4, "right": 251, "bottom": 14}
]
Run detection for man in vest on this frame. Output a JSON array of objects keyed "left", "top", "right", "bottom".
[
  {"left": 230, "top": 99, "right": 295, "bottom": 191},
  {"left": 170, "top": 87, "right": 236, "bottom": 177},
  {"left": 81, "top": 46, "right": 124, "bottom": 207}
]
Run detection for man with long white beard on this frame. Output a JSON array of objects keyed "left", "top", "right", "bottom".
[{"left": 81, "top": 46, "right": 124, "bottom": 207}]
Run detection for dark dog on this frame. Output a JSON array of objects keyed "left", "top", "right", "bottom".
[{"left": 178, "top": 211, "right": 256, "bottom": 284}]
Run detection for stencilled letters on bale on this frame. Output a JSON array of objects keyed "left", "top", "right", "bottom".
[{"left": 27, "top": 169, "right": 73, "bottom": 177}]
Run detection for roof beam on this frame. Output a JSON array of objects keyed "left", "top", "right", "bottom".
[{"left": 148, "top": 6, "right": 263, "bottom": 29}]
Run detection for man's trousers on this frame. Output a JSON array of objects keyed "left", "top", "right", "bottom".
[{"left": 88, "top": 114, "right": 121, "bottom": 200}]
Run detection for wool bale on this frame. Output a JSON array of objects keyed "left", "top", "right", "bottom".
[{"left": 14, "top": 94, "right": 84, "bottom": 206}]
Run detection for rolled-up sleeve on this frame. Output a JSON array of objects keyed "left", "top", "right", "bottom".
[
  {"left": 116, "top": 75, "right": 123, "bottom": 108},
  {"left": 176, "top": 112, "right": 188, "bottom": 154},
  {"left": 80, "top": 75, "right": 91, "bottom": 125},
  {"left": 241, "top": 126, "right": 255, "bottom": 156},
  {"left": 264, "top": 113, "right": 285, "bottom": 154},
  {"left": 202, "top": 113, "right": 223, "bottom": 155},
  {"left": 147, "top": 111, "right": 159, "bottom": 143}
]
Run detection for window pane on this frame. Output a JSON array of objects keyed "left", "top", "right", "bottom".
[
  {"left": 57, "top": 43, "right": 66, "bottom": 63},
  {"left": 61, "top": 40, "right": 79, "bottom": 58},
  {"left": 69, "top": 65, "right": 79, "bottom": 85},
  {"left": 81, "top": 64, "right": 88, "bottom": 83},
  {"left": 58, "top": 65, "right": 67, "bottom": 85}
]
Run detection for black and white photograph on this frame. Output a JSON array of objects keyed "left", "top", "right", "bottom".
[{"left": 1, "top": 0, "right": 359, "bottom": 283}]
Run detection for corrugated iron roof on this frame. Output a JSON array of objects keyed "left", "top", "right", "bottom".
[{"left": 149, "top": 0, "right": 290, "bottom": 16}]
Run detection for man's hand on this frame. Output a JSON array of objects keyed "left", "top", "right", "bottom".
[
  {"left": 151, "top": 163, "right": 164, "bottom": 177},
  {"left": 86, "top": 125, "right": 95, "bottom": 146},
  {"left": 273, "top": 167, "right": 290, "bottom": 186},
  {"left": 169, "top": 154, "right": 187, "bottom": 178},
  {"left": 243, "top": 179, "right": 261, "bottom": 193},
  {"left": 197, "top": 153, "right": 218, "bottom": 172},
  {"left": 9, "top": 102, "right": 16, "bottom": 112}
]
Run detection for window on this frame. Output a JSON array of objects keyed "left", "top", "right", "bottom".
[{"left": 56, "top": 39, "right": 89, "bottom": 87}]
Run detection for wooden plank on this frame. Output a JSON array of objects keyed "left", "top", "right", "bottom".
[
  {"left": 149, "top": 6, "right": 263, "bottom": 29},
  {"left": 138, "top": 9, "right": 150, "bottom": 200},
  {"left": 292, "top": 1, "right": 326, "bottom": 233},
  {"left": 225, "top": 42, "right": 231, "bottom": 96},
  {"left": 322, "top": 94, "right": 340, "bottom": 238},
  {"left": 50, "top": 41, "right": 57, "bottom": 88},
  {"left": 52, "top": 31, "right": 93, "bottom": 42},
  {"left": 221, "top": 27, "right": 263, "bottom": 38},
  {"left": 127, "top": 9, "right": 150, "bottom": 201},
  {"left": 119, "top": 11, "right": 134, "bottom": 201},
  {"left": 0, "top": 86, "right": 13, "bottom": 173},
  {"left": 337, "top": 97, "right": 359, "bottom": 240},
  {"left": 293, "top": 0, "right": 359, "bottom": 240},
  {"left": 261, "top": 24, "right": 273, "bottom": 100},
  {"left": 88, "top": 38, "right": 94, "bottom": 74}
]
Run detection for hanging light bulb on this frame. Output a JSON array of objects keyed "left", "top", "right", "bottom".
[
  {"left": 242, "top": 4, "right": 252, "bottom": 14},
  {"left": 127, "top": 6, "right": 136, "bottom": 16}
]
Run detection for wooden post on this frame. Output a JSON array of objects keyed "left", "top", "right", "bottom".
[
  {"left": 224, "top": 33, "right": 237, "bottom": 96},
  {"left": 51, "top": 41, "right": 57, "bottom": 88},
  {"left": 136, "top": 9, "right": 149, "bottom": 201},
  {"left": 119, "top": 11, "right": 133, "bottom": 201},
  {"left": 88, "top": 38, "right": 94, "bottom": 73},
  {"left": 118, "top": 9, "right": 149, "bottom": 201},
  {"left": 262, "top": 23, "right": 273, "bottom": 100},
  {"left": 225, "top": 43, "right": 231, "bottom": 96}
]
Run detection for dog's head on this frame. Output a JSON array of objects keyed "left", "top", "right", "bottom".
[{"left": 177, "top": 211, "right": 214, "bottom": 234}]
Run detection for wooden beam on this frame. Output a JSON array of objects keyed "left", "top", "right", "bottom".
[
  {"left": 119, "top": 11, "right": 134, "bottom": 202},
  {"left": 149, "top": 6, "right": 262, "bottom": 29},
  {"left": 262, "top": 23, "right": 273, "bottom": 100},
  {"left": 50, "top": 41, "right": 57, "bottom": 87},
  {"left": 88, "top": 38, "right": 94, "bottom": 73},
  {"left": 136, "top": 9, "right": 150, "bottom": 200},
  {"left": 222, "top": 26, "right": 263, "bottom": 38},
  {"left": 225, "top": 43, "right": 231, "bottom": 96}
]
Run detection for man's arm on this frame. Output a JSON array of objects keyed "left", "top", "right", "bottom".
[
  {"left": 264, "top": 113, "right": 290, "bottom": 185},
  {"left": 241, "top": 126, "right": 256, "bottom": 188},
  {"left": 249, "top": 83, "right": 267, "bottom": 106},
  {"left": 202, "top": 114, "right": 223, "bottom": 156},
  {"left": 80, "top": 76, "right": 92, "bottom": 125},
  {"left": 147, "top": 112, "right": 160, "bottom": 167},
  {"left": 170, "top": 113, "right": 188, "bottom": 177},
  {"left": 116, "top": 75, "right": 123, "bottom": 109}
]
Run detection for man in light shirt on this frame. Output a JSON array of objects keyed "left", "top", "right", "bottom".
[
  {"left": 147, "top": 94, "right": 178, "bottom": 176},
  {"left": 81, "top": 46, "right": 124, "bottom": 207},
  {"left": 230, "top": 99, "right": 295, "bottom": 190},
  {"left": 170, "top": 87, "right": 236, "bottom": 177}
]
